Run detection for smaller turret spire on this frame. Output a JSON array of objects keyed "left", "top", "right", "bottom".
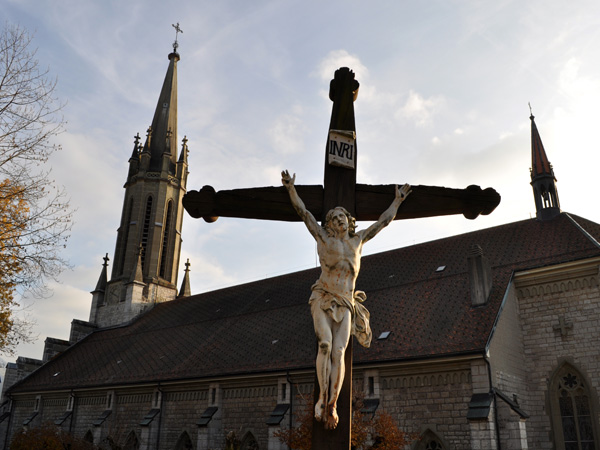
[
  {"left": 130, "top": 245, "right": 145, "bottom": 283},
  {"left": 142, "top": 127, "right": 152, "bottom": 153},
  {"left": 127, "top": 133, "right": 142, "bottom": 180},
  {"left": 178, "top": 259, "right": 191, "bottom": 298},
  {"left": 131, "top": 132, "right": 141, "bottom": 159},
  {"left": 93, "top": 254, "right": 110, "bottom": 293},
  {"left": 529, "top": 110, "right": 560, "bottom": 220},
  {"left": 178, "top": 136, "right": 188, "bottom": 163}
]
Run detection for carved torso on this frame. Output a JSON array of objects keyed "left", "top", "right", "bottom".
[{"left": 317, "top": 231, "right": 363, "bottom": 300}]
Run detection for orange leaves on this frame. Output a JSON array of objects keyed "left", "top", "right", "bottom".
[
  {"left": 274, "top": 390, "right": 417, "bottom": 450},
  {"left": 0, "top": 178, "right": 28, "bottom": 348},
  {"left": 10, "top": 422, "right": 98, "bottom": 450}
]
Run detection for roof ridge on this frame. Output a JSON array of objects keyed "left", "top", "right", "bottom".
[{"left": 564, "top": 213, "right": 600, "bottom": 250}]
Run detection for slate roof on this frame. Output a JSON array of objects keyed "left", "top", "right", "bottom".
[{"left": 10, "top": 213, "right": 600, "bottom": 394}]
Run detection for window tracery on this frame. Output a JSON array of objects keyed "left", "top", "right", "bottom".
[{"left": 550, "top": 364, "right": 598, "bottom": 450}]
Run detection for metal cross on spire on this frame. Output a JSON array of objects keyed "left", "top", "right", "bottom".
[{"left": 172, "top": 22, "right": 183, "bottom": 52}]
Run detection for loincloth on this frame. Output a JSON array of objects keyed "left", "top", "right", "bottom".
[{"left": 309, "top": 281, "right": 372, "bottom": 348}]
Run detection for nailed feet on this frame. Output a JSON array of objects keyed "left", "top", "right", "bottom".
[
  {"left": 315, "top": 398, "right": 326, "bottom": 422},
  {"left": 315, "top": 400, "right": 340, "bottom": 430},
  {"left": 324, "top": 402, "right": 339, "bottom": 430}
]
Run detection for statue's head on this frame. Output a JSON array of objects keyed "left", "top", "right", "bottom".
[{"left": 324, "top": 207, "right": 356, "bottom": 237}]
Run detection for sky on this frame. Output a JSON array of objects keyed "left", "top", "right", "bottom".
[{"left": 2, "top": 0, "right": 600, "bottom": 362}]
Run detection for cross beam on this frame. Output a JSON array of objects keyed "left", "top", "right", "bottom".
[{"left": 183, "top": 182, "right": 499, "bottom": 223}]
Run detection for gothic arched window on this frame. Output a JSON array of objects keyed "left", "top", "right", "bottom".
[
  {"left": 141, "top": 195, "right": 153, "bottom": 271},
  {"left": 175, "top": 431, "right": 193, "bottom": 450},
  {"left": 83, "top": 430, "right": 93, "bottom": 443},
  {"left": 550, "top": 364, "right": 599, "bottom": 450},
  {"left": 123, "top": 430, "right": 140, "bottom": 450},
  {"left": 159, "top": 200, "right": 173, "bottom": 280},
  {"left": 415, "top": 429, "right": 448, "bottom": 450},
  {"left": 118, "top": 198, "right": 134, "bottom": 276},
  {"left": 240, "top": 431, "right": 259, "bottom": 450}
]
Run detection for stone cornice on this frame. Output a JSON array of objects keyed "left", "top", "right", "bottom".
[{"left": 514, "top": 256, "right": 600, "bottom": 298}]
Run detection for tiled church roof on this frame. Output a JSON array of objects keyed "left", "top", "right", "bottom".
[{"left": 10, "top": 213, "right": 600, "bottom": 393}]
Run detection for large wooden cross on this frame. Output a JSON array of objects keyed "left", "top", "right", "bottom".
[{"left": 183, "top": 68, "right": 500, "bottom": 449}]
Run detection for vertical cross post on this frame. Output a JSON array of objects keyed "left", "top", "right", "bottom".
[
  {"left": 322, "top": 68, "right": 359, "bottom": 219},
  {"left": 311, "top": 67, "right": 359, "bottom": 450}
]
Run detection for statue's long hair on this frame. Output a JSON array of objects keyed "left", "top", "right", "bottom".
[{"left": 324, "top": 207, "right": 356, "bottom": 237}]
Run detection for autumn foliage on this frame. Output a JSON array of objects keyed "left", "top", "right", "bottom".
[
  {"left": 10, "top": 422, "right": 97, "bottom": 450},
  {"left": 0, "top": 178, "right": 28, "bottom": 351},
  {"left": 274, "top": 390, "right": 417, "bottom": 450}
]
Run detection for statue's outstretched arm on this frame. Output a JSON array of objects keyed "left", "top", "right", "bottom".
[
  {"left": 282, "top": 170, "right": 325, "bottom": 241},
  {"left": 360, "top": 184, "right": 411, "bottom": 243}
]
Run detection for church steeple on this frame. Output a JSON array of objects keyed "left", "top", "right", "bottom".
[
  {"left": 90, "top": 40, "right": 189, "bottom": 328},
  {"left": 144, "top": 50, "right": 179, "bottom": 172},
  {"left": 530, "top": 112, "right": 560, "bottom": 220}
]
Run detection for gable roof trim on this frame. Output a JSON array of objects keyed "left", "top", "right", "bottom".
[
  {"left": 565, "top": 213, "right": 600, "bottom": 249},
  {"left": 513, "top": 255, "right": 600, "bottom": 288}
]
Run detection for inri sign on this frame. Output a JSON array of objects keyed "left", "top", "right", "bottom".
[{"left": 328, "top": 130, "right": 356, "bottom": 169}]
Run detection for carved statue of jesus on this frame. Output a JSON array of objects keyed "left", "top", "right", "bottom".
[{"left": 282, "top": 170, "right": 411, "bottom": 430}]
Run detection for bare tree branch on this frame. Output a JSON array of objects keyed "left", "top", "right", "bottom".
[{"left": 0, "top": 22, "right": 73, "bottom": 355}]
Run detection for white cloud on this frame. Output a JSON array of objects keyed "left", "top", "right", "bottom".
[
  {"left": 268, "top": 109, "right": 308, "bottom": 155},
  {"left": 314, "top": 50, "right": 369, "bottom": 83},
  {"left": 396, "top": 90, "right": 445, "bottom": 127}
]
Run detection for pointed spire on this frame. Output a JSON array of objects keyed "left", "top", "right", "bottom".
[
  {"left": 178, "top": 136, "right": 188, "bottom": 163},
  {"left": 530, "top": 111, "right": 555, "bottom": 180},
  {"left": 147, "top": 46, "right": 180, "bottom": 172},
  {"left": 142, "top": 127, "right": 152, "bottom": 153},
  {"left": 128, "top": 133, "right": 142, "bottom": 180},
  {"left": 177, "top": 259, "right": 192, "bottom": 298},
  {"left": 130, "top": 245, "right": 145, "bottom": 283},
  {"left": 130, "top": 132, "right": 141, "bottom": 159},
  {"left": 93, "top": 254, "right": 110, "bottom": 293},
  {"left": 529, "top": 109, "right": 560, "bottom": 220}
]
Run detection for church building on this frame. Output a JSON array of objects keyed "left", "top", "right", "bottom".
[{"left": 0, "top": 45, "right": 599, "bottom": 450}]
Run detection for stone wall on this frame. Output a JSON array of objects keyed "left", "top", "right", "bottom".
[
  {"left": 488, "top": 284, "right": 529, "bottom": 402},
  {"left": 43, "top": 338, "right": 70, "bottom": 363},
  {"left": 221, "top": 383, "right": 279, "bottom": 449},
  {"left": 1, "top": 358, "right": 42, "bottom": 403},
  {"left": 69, "top": 319, "right": 97, "bottom": 344},
  {"left": 515, "top": 258, "right": 600, "bottom": 449},
  {"left": 159, "top": 389, "right": 216, "bottom": 449},
  {"left": 71, "top": 394, "right": 106, "bottom": 442},
  {"left": 380, "top": 364, "right": 474, "bottom": 448},
  {"left": 1, "top": 360, "right": 521, "bottom": 449}
]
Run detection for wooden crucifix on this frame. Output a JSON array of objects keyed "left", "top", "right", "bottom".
[{"left": 183, "top": 67, "right": 500, "bottom": 449}]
